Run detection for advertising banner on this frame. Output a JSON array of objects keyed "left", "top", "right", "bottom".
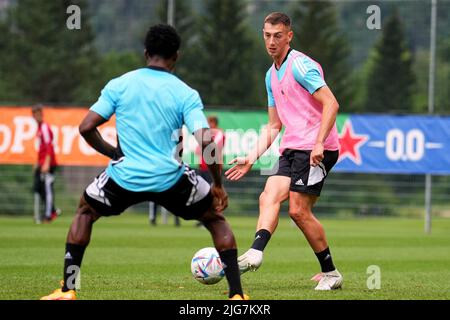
[{"left": 1, "top": 107, "right": 449, "bottom": 175}]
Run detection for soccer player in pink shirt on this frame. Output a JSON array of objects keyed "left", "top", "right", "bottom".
[{"left": 225, "top": 12, "right": 343, "bottom": 290}]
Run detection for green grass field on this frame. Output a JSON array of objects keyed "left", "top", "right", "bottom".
[{"left": 1, "top": 214, "right": 449, "bottom": 300}]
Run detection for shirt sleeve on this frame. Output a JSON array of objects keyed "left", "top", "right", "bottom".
[
  {"left": 183, "top": 89, "right": 209, "bottom": 134},
  {"left": 41, "top": 123, "right": 54, "bottom": 155},
  {"left": 90, "top": 78, "right": 122, "bottom": 120},
  {"left": 265, "top": 70, "right": 276, "bottom": 108},
  {"left": 292, "top": 56, "right": 326, "bottom": 94}
]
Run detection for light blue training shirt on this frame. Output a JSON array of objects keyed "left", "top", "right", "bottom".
[
  {"left": 266, "top": 49, "right": 327, "bottom": 107},
  {"left": 90, "top": 67, "right": 209, "bottom": 192}
]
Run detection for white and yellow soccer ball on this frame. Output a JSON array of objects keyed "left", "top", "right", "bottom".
[{"left": 191, "top": 247, "right": 225, "bottom": 285}]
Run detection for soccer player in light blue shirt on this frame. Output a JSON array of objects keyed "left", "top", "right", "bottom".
[
  {"left": 41, "top": 24, "right": 247, "bottom": 301},
  {"left": 89, "top": 58, "right": 206, "bottom": 192}
]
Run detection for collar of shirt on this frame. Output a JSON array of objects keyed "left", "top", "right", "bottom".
[
  {"left": 275, "top": 48, "right": 293, "bottom": 71},
  {"left": 147, "top": 66, "right": 171, "bottom": 73}
]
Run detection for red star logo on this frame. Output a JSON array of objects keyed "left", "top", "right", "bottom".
[{"left": 338, "top": 120, "right": 369, "bottom": 165}]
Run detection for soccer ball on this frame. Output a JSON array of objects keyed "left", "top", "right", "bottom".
[{"left": 191, "top": 247, "right": 225, "bottom": 285}]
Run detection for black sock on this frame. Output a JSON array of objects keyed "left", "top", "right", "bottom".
[
  {"left": 219, "top": 249, "right": 243, "bottom": 298},
  {"left": 251, "top": 229, "right": 271, "bottom": 251},
  {"left": 62, "top": 243, "right": 86, "bottom": 292},
  {"left": 315, "top": 247, "right": 336, "bottom": 273}
]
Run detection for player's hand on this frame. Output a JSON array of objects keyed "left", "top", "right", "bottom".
[
  {"left": 211, "top": 184, "right": 228, "bottom": 213},
  {"left": 310, "top": 142, "right": 324, "bottom": 167},
  {"left": 225, "top": 157, "right": 252, "bottom": 181}
]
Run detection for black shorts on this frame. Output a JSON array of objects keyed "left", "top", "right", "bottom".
[
  {"left": 83, "top": 167, "right": 213, "bottom": 220},
  {"left": 274, "top": 149, "right": 339, "bottom": 196}
]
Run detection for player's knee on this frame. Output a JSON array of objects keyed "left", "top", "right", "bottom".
[
  {"left": 259, "top": 191, "right": 274, "bottom": 208},
  {"left": 76, "top": 200, "right": 100, "bottom": 223},
  {"left": 260, "top": 189, "right": 286, "bottom": 208},
  {"left": 199, "top": 207, "right": 225, "bottom": 224},
  {"left": 201, "top": 216, "right": 236, "bottom": 250},
  {"left": 288, "top": 207, "right": 311, "bottom": 224}
]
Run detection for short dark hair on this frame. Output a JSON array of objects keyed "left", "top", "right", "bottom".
[
  {"left": 208, "top": 115, "right": 219, "bottom": 125},
  {"left": 264, "top": 12, "right": 291, "bottom": 28},
  {"left": 144, "top": 24, "right": 181, "bottom": 59}
]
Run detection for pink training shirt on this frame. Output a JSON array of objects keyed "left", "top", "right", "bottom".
[{"left": 270, "top": 50, "right": 340, "bottom": 153}]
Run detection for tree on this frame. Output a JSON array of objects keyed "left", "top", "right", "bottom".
[
  {"left": 365, "top": 10, "right": 416, "bottom": 113},
  {"left": 156, "top": 0, "right": 198, "bottom": 86},
  {"left": 0, "top": 0, "right": 98, "bottom": 104},
  {"left": 0, "top": 18, "right": 19, "bottom": 102},
  {"left": 193, "top": 0, "right": 264, "bottom": 107},
  {"left": 88, "top": 0, "right": 158, "bottom": 54},
  {"left": 74, "top": 51, "right": 144, "bottom": 104},
  {"left": 290, "top": 0, "right": 353, "bottom": 111},
  {"left": 436, "top": 38, "right": 450, "bottom": 114}
]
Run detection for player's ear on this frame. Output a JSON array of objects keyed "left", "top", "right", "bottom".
[
  {"left": 288, "top": 30, "right": 294, "bottom": 42},
  {"left": 144, "top": 49, "right": 149, "bottom": 60}
]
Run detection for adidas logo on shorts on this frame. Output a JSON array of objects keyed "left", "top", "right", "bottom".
[{"left": 295, "top": 179, "right": 305, "bottom": 186}]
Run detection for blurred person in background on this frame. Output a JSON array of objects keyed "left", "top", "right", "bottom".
[
  {"left": 148, "top": 202, "right": 180, "bottom": 227},
  {"left": 31, "top": 104, "right": 60, "bottom": 224}
]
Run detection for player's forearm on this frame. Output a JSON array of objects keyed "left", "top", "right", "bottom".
[
  {"left": 247, "top": 124, "right": 280, "bottom": 164},
  {"left": 207, "top": 162, "right": 223, "bottom": 186},
  {"left": 202, "top": 142, "right": 223, "bottom": 186},
  {"left": 80, "top": 128, "right": 117, "bottom": 159},
  {"left": 316, "top": 101, "right": 339, "bottom": 145}
]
